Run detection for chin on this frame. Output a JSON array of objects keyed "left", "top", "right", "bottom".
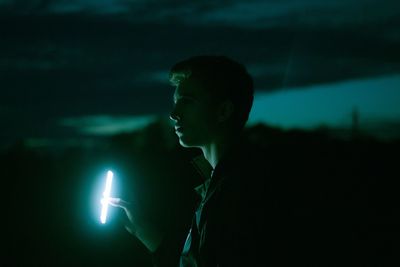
[
  {"left": 179, "top": 139, "right": 193, "bottom": 148},
  {"left": 178, "top": 136, "right": 200, "bottom": 148}
]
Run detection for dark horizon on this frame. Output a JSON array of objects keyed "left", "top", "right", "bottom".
[{"left": 3, "top": 117, "right": 399, "bottom": 266}]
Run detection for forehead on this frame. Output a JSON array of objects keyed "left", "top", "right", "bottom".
[{"left": 173, "top": 78, "right": 210, "bottom": 100}]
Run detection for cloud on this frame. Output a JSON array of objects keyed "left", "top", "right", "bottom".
[
  {"left": 47, "top": 0, "right": 131, "bottom": 14},
  {"left": 194, "top": 0, "right": 400, "bottom": 28},
  {"left": 0, "top": 58, "right": 65, "bottom": 71},
  {"left": 2, "top": 1, "right": 399, "bottom": 93},
  {"left": 0, "top": 0, "right": 13, "bottom": 6},
  {"left": 60, "top": 115, "right": 158, "bottom": 135},
  {"left": 133, "top": 70, "right": 170, "bottom": 84},
  {"left": 0, "top": 0, "right": 132, "bottom": 14},
  {"left": 2, "top": 0, "right": 399, "bottom": 30}
]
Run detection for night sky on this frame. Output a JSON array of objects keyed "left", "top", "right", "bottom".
[{"left": 1, "top": 0, "right": 400, "bottom": 150}]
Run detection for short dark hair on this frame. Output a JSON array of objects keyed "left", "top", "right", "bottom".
[{"left": 169, "top": 55, "right": 254, "bottom": 130}]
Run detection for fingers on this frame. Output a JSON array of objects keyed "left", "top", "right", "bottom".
[
  {"left": 107, "top": 197, "right": 131, "bottom": 208},
  {"left": 106, "top": 197, "right": 120, "bottom": 207},
  {"left": 104, "top": 197, "right": 137, "bottom": 230}
]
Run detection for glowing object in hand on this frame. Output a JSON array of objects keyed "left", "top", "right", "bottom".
[{"left": 100, "top": 170, "right": 113, "bottom": 224}]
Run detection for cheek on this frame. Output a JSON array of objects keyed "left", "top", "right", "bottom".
[
  {"left": 203, "top": 108, "right": 219, "bottom": 127},
  {"left": 194, "top": 109, "right": 216, "bottom": 127},
  {"left": 181, "top": 105, "right": 217, "bottom": 130},
  {"left": 190, "top": 114, "right": 218, "bottom": 138}
]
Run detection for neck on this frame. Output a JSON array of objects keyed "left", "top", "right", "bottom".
[{"left": 201, "top": 134, "right": 239, "bottom": 169}]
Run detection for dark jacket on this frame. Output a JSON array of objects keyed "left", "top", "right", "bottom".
[
  {"left": 153, "top": 140, "right": 358, "bottom": 266},
  {"left": 178, "top": 141, "right": 270, "bottom": 267}
]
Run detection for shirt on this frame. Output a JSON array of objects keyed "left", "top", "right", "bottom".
[{"left": 179, "top": 141, "right": 267, "bottom": 267}]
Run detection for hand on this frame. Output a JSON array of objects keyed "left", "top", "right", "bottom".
[
  {"left": 107, "top": 197, "right": 137, "bottom": 235},
  {"left": 106, "top": 197, "right": 163, "bottom": 252}
]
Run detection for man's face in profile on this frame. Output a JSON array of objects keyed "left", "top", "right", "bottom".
[{"left": 170, "top": 77, "right": 218, "bottom": 148}]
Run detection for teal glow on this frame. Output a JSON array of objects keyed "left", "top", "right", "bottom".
[
  {"left": 249, "top": 74, "right": 400, "bottom": 130},
  {"left": 91, "top": 168, "right": 120, "bottom": 226},
  {"left": 100, "top": 171, "right": 114, "bottom": 224}
]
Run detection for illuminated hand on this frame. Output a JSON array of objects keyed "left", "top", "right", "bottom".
[
  {"left": 108, "top": 197, "right": 163, "bottom": 253},
  {"left": 108, "top": 197, "right": 137, "bottom": 235}
]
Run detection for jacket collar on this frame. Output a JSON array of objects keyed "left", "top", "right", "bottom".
[
  {"left": 191, "top": 155, "right": 213, "bottom": 198},
  {"left": 190, "top": 138, "right": 245, "bottom": 198}
]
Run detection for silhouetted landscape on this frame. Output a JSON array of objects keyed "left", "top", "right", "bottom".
[{"left": 3, "top": 120, "right": 399, "bottom": 266}]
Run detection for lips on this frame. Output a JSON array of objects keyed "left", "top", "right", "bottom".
[{"left": 174, "top": 126, "right": 183, "bottom": 133}]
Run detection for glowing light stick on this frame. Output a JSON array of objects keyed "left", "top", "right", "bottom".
[{"left": 100, "top": 170, "right": 113, "bottom": 224}]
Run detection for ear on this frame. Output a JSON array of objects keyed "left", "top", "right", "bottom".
[{"left": 217, "top": 100, "right": 234, "bottom": 123}]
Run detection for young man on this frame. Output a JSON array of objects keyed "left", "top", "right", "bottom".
[
  {"left": 165, "top": 55, "right": 258, "bottom": 267},
  {"left": 110, "top": 56, "right": 268, "bottom": 266},
  {"left": 168, "top": 55, "right": 253, "bottom": 169}
]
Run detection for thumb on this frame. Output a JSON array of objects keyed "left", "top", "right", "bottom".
[
  {"left": 108, "top": 197, "right": 136, "bottom": 226},
  {"left": 109, "top": 198, "right": 137, "bottom": 236},
  {"left": 108, "top": 197, "right": 131, "bottom": 209}
]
